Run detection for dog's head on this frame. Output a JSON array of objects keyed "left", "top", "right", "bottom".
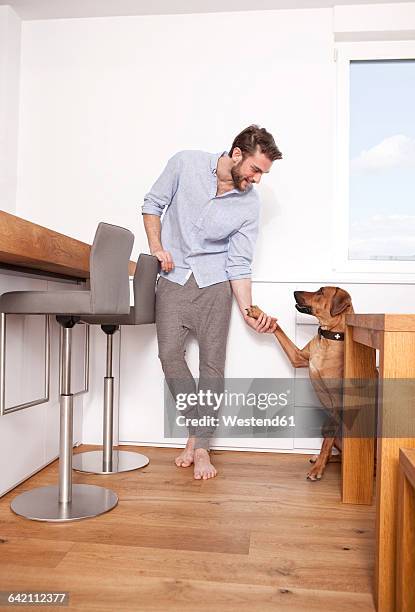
[{"left": 294, "top": 286, "right": 353, "bottom": 325}]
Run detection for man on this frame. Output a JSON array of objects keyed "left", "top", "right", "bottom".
[{"left": 142, "top": 124, "right": 282, "bottom": 480}]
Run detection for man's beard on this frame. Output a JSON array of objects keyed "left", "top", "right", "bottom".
[{"left": 231, "top": 160, "right": 250, "bottom": 191}]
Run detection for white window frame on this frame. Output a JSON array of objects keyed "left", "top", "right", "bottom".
[{"left": 333, "top": 40, "right": 415, "bottom": 278}]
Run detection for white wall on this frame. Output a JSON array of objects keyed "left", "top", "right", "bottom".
[
  {"left": 10, "top": 3, "right": 415, "bottom": 452},
  {"left": 15, "top": 7, "right": 334, "bottom": 281},
  {"left": 0, "top": 6, "right": 21, "bottom": 214},
  {"left": 334, "top": 1, "right": 415, "bottom": 33},
  {"left": 15, "top": 4, "right": 415, "bottom": 281}
]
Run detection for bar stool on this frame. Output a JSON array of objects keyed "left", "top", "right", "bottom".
[
  {"left": 0, "top": 222, "right": 134, "bottom": 522},
  {"left": 72, "top": 253, "right": 159, "bottom": 474}
]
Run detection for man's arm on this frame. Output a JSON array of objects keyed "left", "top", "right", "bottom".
[
  {"left": 141, "top": 152, "right": 181, "bottom": 272},
  {"left": 231, "top": 278, "right": 278, "bottom": 334},
  {"left": 226, "top": 213, "right": 277, "bottom": 334},
  {"left": 143, "top": 214, "right": 174, "bottom": 273}
]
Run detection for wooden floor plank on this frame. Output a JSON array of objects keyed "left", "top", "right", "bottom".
[
  {"left": 0, "top": 574, "right": 375, "bottom": 612},
  {"left": 56, "top": 540, "right": 374, "bottom": 593},
  {"left": 0, "top": 536, "right": 74, "bottom": 568}
]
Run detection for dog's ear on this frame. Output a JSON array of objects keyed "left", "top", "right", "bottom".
[{"left": 330, "top": 288, "right": 352, "bottom": 317}]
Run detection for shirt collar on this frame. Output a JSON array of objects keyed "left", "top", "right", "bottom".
[{"left": 210, "top": 150, "right": 227, "bottom": 175}]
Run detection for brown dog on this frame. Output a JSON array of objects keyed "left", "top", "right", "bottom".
[{"left": 246, "top": 286, "right": 354, "bottom": 480}]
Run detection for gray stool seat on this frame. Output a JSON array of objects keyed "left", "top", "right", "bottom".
[
  {"left": 72, "top": 253, "right": 159, "bottom": 475},
  {"left": 0, "top": 291, "right": 92, "bottom": 315},
  {"left": 0, "top": 222, "right": 135, "bottom": 522}
]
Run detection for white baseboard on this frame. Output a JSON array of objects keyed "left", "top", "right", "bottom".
[
  {"left": 118, "top": 440, "right": 321, "bottom": 455},
  {"left": 0, "top": 440, "right": 82, "bottom": 498}
]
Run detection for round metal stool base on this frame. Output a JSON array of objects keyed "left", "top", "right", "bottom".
[
  {"left": 72, "top": 450, "right": 149, "bottom": 474},
  {"left": 10, "top": 484, "right": 118, "bottom": 523}
]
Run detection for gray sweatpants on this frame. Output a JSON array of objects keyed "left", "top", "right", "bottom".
[{"left": 155, "top": 274, "right": 232, "bottom": 450}]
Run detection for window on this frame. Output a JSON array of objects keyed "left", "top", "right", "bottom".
[{"left": 334, "top": 42, "right": 415, "bottom": 276}]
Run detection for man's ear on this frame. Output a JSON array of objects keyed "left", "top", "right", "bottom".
[
  {"left": 330, "top": 288, "right": 352, "bottom": 317},
  {"left": 231, "top": 147, "right": 243, "bottom": 163}
]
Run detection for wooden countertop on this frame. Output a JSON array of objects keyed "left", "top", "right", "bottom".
[
  {"left": 0, "top": 211, "right": 136, "bottom": 280},
  {"left": 346, "top": 313, "right": 415, "bottom": 332}
]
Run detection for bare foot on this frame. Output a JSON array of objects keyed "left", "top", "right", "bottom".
[
  {"left": 193, "top": 448, "right": 217, "bottom": 480},
  {"left": 175, "top": 437, "right": 196, "bottom": 468}
]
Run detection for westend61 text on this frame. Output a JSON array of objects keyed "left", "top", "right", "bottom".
[{"left": 176, "top": 415, "right": 295, "bottom": 428}]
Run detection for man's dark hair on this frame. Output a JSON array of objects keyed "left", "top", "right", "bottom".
[{"left": 229, "top": 124, "right": 282, "bottom": 162}]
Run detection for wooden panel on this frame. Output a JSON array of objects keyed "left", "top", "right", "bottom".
[
  {"left": 352, "top": 326, "right": 381, "bottom": 350},
  {"left": 375, "top": 332, "right": 415, "bottom": 612},
  {"left": 399, "top": 448, "right": 415, "bottom": 491},
  {"left": 0, "top": 211, "right": 136, "bottom": 279},
  {"left": 342, "top": 324, "right": 377, "bottom": 505},
  {"left": 396, "top": 452, "right": 415, "bottom": 612}
]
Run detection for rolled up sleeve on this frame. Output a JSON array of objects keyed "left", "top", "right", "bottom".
[
  {"left": 225, "top": 213, "right": 259, "bottom": 281},
  {"left": 141, "top": 152, "right": 181, "bottom": 217}
]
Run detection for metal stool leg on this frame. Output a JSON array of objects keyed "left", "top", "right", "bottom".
[
  {"left": 73, "top": 325, "right": 149, "bottom": 474},
  {"left": 10, "top": 317, "right": 118, "bottom": 522}
]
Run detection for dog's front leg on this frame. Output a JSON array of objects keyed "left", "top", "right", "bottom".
[
  {"left": 274, "top": 327, "right": 310, "bottom": 368},
  {"left": 306, "top": 438, "right": 335, "bottom": 480}
]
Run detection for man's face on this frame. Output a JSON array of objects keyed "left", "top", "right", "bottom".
[{"left": 230, "top": 146, "right": 273, "bottom": 191}]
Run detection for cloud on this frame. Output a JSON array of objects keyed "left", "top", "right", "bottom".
[
  {"left": 351, "top": 134, "right": 415, "bottom": 174},
  {"left": 349, "top": 214, "right": 415, "bottom": 259}
]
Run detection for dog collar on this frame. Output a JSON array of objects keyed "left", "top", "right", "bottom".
[{"left": 318, "top": 327, "right": 344, "bottom": 341}]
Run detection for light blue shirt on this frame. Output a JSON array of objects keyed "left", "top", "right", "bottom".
[{"left": 141, "top": 150, "right": 260, "bottom": 288}]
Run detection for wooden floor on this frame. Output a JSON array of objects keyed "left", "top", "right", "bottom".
[{"left": 0, "top": 446, "right": 376, "bottom": 611}]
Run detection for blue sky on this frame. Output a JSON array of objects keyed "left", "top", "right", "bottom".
[{"left": 349, "top": 59, "right": 415, "bottom": 260}]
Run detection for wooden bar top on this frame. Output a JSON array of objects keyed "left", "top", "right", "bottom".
[
  {"left": 0, "top": 211, "right": 136, "bottom": 279},
  {"left": 346, "top": 314, "right": 415, "bottom": 333}
]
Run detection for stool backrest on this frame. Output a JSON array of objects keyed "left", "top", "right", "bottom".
[
  {"left": 132, "top": 254, "right": 159, "bottom": 324},
  {"left": 90, "top": 222, "right": 134, "bottom": 314}
]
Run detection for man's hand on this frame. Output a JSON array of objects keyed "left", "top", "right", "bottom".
[
  {"left": 151, "top": 249, "right": 174, "bottom": 273},
  {"left": 244, "top": 308, "right": 278, "bottom": 334}
]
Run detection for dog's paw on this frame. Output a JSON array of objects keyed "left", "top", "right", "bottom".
[
  {"left": 245, "top": 305, "right": 263, "bottom": 319},
  {"left": 306, "top": 465, "right": 324, "bottom": 481}
]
